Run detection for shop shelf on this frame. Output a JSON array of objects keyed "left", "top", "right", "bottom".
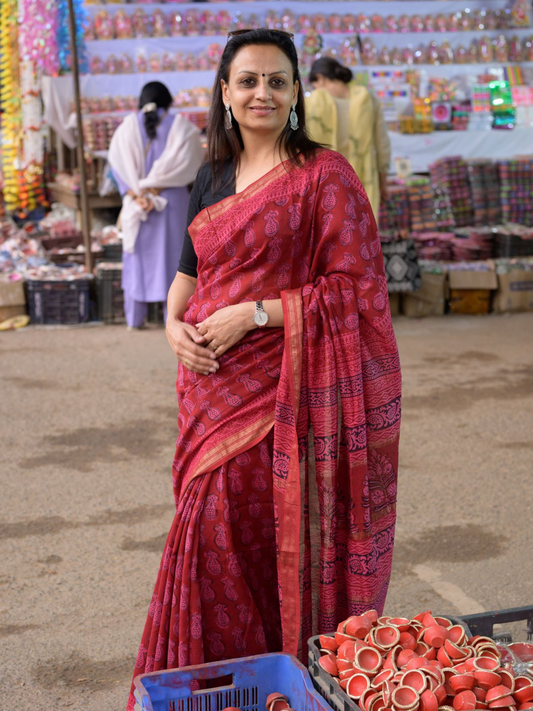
[{"left": 133, "top": 653, "right": 334, "bottom": 711}]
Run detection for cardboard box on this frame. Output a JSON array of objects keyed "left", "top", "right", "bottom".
[
  {"left": 0, "top": 278, "right": 26, "bottom": 322},
  {"left": 447, "top": 270, "right": 498, "bottom": 290},
  {"left": 493, "top": 270, "right": 533, "bottom": 313},
  {"left": 388, "top": 292, "right": 400, "bottom": 317},
  {"left": 449, "top": 289, "right": 492, "bottom": 314},
  {"left": 402, "top": 273, "right": 447, "bottom": 317}
]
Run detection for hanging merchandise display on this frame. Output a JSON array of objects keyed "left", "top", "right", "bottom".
[
  {"left": 19, "top": 61, "right": 48, "bottom": 215},
  {"left": 57, "top": 0, "right": 89, "bottom": 74},
  {"left": 18, "top": 0, "right": 60, "bottom": 77},
  {"left": 0, "top": 0, "right": 21, "bottom": 213}
]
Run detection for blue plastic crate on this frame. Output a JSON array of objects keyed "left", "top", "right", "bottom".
[{"left": 133, "top": 653, "right": 336, "bottom": 711}]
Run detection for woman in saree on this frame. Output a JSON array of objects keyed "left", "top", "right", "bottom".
[
  {"left": 127, "top": 29, "right": 401, "bottom": 709},
  {"left": 306, "top": 57, "right": 391, "bottom": 219}
]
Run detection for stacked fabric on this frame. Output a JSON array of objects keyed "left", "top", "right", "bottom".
[
  {"left": 378, "top": 185, "right": 410, "bottom": 232},
  {"left": 498, "top": 158, "right": 533, "bottom": 227},
  {"left": 411, "top": 231, "right": 454, "bottom": 261},
  {"left": 452, "top": 227, "right": 495, "bottom": 261},
  {"left": 429, "top": 156, "right": 474, "bottom": 227},
  {"left": 406, "top": 178, "right": 454, "bottom": 232},
  {"left": 467, "top": 160, "right": 501, "bottom": 225}
]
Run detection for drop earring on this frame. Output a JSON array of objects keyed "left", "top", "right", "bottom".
[
  {"left": 289, "top": 104, "right": 298, "bottom": 131},
  {"left": 224, "top": 103, "right": 232, "bottom": 130}
]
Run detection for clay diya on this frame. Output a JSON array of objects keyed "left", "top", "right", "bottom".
[
  {"left": 266, "top": 694, "right": 289, "bottom": 711},
  {"left": 475, "top": 670, "right": 502, "bottom": 690},
  {"left": 392, "top": 685, "right": 420, "bottom": 710},
  {"left": 389, "top": 618, "right": 412, "bottom": 633},
  {"left": 486, "top": 685, "right": 514, "bottom": 703},
  {"left": 447, "top": 626, "right": 467, "bottom": 646},
  {"left": 450, "top": 674, "right": 476, "bottom": 694},
  {"left": 319, "top": 653, "right": 339, "bottom": 677},
  {"left": 361, "top": 687, "right": 379, "bottom": 710},
  {"left": 346, "top": 673, "right": 371, "bottom": 700},
  {"left": 363, "top": 610, "right": 380, "bottom": 626},
  {"left": 435, "top": 617, "right": 453, "bottom": 629},
  {"left": 452, "top": 690, "right": 477, "bottom": 710},
  {"left": 400, "top": 633, "right": 418, "bottom": 651},
  {"left": 402, "top": 670, "right": 428, "bottom": 693},
  {"left": 514, "top": 684, "right": 533, "bottom": 705},
  {"left": 474, "top": 656, "right": 501, "bottom": 672},
  {"left": 397, "top": 649, "right": 418, "bottom": 668},
  {"left": 373, "top": 669, "right": 395, "bottom": 689},
  {"left": 374, "top": 626, "right": 401, "bottom": 650},
  {"left": 347, "top": 615, "right": 373, "bottom": 639},
  {"left": 357, "top": 647, "right": 383, "bottom": 676},
  {"left": 319, "top": 635, "right": 339, "bottom": 652},
  {"left": 498, "top": 669, "right": 515, "bottom": 691},
  {"left": 420, "top": 689, "right": 439, "bottom": 711},
  {"left": 509, "top": 643, "right": 533, "bottom": 663}
]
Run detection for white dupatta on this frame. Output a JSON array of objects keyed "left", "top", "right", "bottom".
[{"left": 108, "top": 112, "right": 204, "bottom": 253}]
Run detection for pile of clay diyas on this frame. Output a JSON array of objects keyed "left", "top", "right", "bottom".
[{"left": 317, "top": 610, "right": 533, "bottom": 711}]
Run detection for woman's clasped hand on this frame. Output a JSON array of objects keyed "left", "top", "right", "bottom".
[
  {"left": 166, "top": 302, "right": 254, "bottom": 374},
  {"left": 166, "top": 317, "right": 218, "bottom": 375}
]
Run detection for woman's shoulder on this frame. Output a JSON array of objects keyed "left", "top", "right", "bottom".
[
  {"left": 309, "top": 148, "right": 356, "bottom": 174},
  {"left": 304, "top": 149, "right": 366, "bottom": 194}
]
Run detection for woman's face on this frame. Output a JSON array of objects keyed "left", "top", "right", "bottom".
[{"left": 222, "top": 44, "right": 299, "bottom": 137}]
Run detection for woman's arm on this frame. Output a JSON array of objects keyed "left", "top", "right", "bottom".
[
  {"left": 167, "top": 271, "right": 197, "bottom": 321},
  {"left": 166, "top": 272, "right": 219, "bottom": 375}
]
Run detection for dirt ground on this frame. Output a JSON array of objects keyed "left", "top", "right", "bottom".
[{"left": 1, "top": 312, "right": 532, "bottom": 711}]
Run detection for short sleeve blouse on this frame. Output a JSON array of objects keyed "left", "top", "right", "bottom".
[{"left": 178, "top": 162, "right": 235, "bottom": 278}]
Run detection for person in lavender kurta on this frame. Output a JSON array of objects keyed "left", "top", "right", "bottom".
[{"left": 108, "top": 82, "right": 204, "bottom": 329}]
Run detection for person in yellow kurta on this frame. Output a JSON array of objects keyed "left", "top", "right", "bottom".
[{"left": 307, "top": 57, "right": 391, "bottom": 219}]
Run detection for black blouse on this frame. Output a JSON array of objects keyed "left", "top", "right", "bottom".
[{"left": 178, "top": 162, "right": 235, "bottom": 278}]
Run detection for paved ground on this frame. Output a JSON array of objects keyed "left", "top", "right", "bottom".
[{"left": 1, "top": 313, "right": 532, "bottom": 711}]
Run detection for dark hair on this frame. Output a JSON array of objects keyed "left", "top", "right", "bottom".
[
  {"left": 309, "top": 57, "right": 353, "bottom": 85},
  {"left": 138, "top": 81, "right": 173, "bottom": 140},
  {"left": 207, "top": 29, "right": 322, "bottom": 184}
]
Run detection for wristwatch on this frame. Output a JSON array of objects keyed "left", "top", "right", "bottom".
[{"left": 253, "top": 300, "right": 269, "bottom": 327}]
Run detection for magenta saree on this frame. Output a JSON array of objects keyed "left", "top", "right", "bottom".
[{"left": 127, "top": 150, "right": 401, "bottom": 709}]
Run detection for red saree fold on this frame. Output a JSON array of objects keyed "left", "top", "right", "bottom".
[{"left": 127, "top": 150, "right": 400, "bottom": 709}]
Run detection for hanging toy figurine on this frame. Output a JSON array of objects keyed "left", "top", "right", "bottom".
[
  {"left": 510, "top": 0, "right": 530, "bottom": 28},
  {"left": 114, "top": 9, "right": 132, "bottom": 40}
]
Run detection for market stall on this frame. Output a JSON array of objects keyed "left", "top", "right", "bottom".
[{"left": 2, "top": 0, "right": 533, "bottom": 327}]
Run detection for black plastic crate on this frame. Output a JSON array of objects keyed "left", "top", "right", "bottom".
[
  {"left": 459, "top": 605, "right": 533, "bottom": 643},
  {"left": 308, "top": 615, "right": 472, "bottom": 711},
  {"left": 95, "top": 264, "right": 125, "bottom": 324},
  {"left": 27, "top": 278, "right": 92, "bottom": 325},
  {"left": 102, "top": 243, "right": 123, "bottom": 262}
]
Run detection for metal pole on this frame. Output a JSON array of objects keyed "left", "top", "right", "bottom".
[{"left": 67, "top": 0, "right": 93, "bottom": 273}]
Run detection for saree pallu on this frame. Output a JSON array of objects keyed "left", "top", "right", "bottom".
[{"left": 127, "top": 150, "right": 401, "bottom": 709}]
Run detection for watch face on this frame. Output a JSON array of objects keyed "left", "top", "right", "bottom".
[{"left": 254, "top": 310, "right": 269, "bottom": 327}]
